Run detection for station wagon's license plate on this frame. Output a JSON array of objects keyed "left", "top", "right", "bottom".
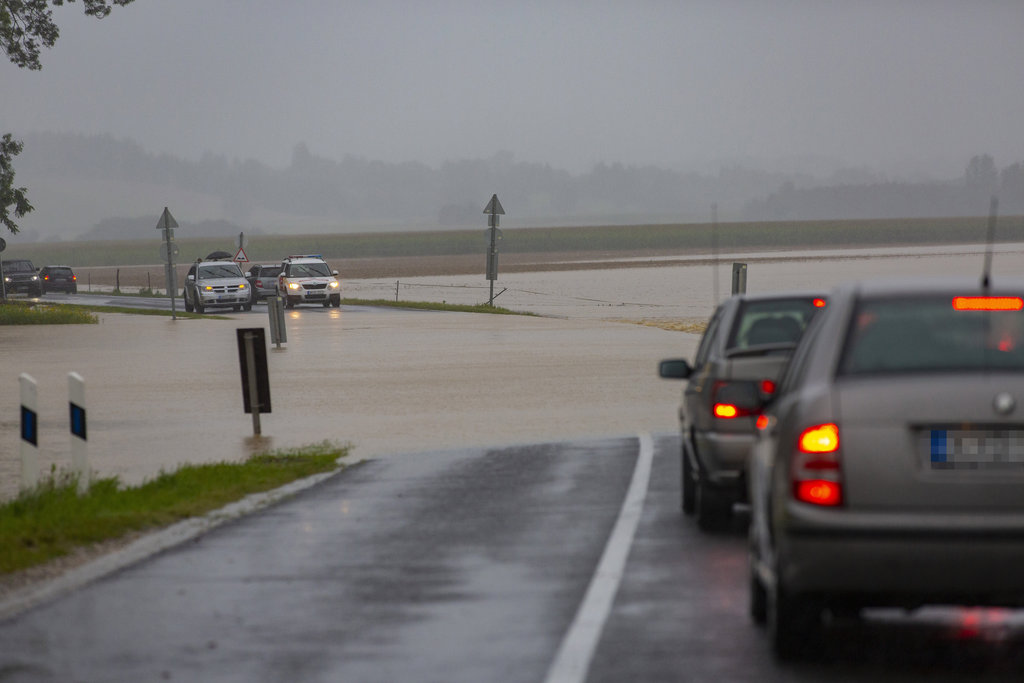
[{"left": 928, "top": 429, "right": 1024, "bottom": 470}]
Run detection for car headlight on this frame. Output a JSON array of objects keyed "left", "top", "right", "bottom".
[
  {"left": 30, "top": 275, "right": 38, "bottom": 281},
  {"left": 204, "top": 285, "right": 214, "bottom": 291},
  {"left": 3, "top": 276, "right": 9, "bottom": 283},
  {"left": 288, "top": 282, "right": 301, "bottom": 290},
  {"left": 238, "top": 283, "right": 247, "bottom": 289},
  {"left": 329, "top": 280, "right": 340, "bottom": 289}
]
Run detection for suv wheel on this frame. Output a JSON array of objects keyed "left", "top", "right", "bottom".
[
  {"left": 331, "top": 295, "right": 341, "bottom": 307},
  {"left": 183, "top": 290, "right": 194, "bottom": 313},
  {"left": 194, "top": 295, "right": 205, "bottom": 314},
  {"left": 695, "top": 479, "right": 730, "bottom": 532}
]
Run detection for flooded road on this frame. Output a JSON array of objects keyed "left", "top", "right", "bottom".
[
  {"left": 345, "top": 242, "right": 1024, "bottom": 320},
  {"left": 3, "top": 242, "right": 1023, "bottom": 499}
]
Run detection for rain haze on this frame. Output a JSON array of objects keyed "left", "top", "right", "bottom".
[{"left": 3, "top": 0, "right": 1024, "bottom": 236}]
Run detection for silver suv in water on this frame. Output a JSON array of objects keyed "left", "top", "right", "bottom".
[
  {"left": 659, "top": 291, "right": 826, "bottom": 531},
  {"left": 182, "top": 260, "right": 251, "bottom": 313}
]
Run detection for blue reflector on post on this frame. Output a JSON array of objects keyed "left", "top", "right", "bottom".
[
  {"left": 70, "top": 402, "right": 87, "bottom": 440},
  {"left": 21, "top": 406, "right": 38, "bottom": 446}
]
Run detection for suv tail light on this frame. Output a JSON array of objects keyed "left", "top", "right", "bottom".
[{"left": 792, "top": 423, "right": 843, "bottom": 506}]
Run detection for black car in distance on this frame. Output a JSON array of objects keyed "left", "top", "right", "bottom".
[
  {"left": 38, "top": 265, "right": 78, "bottom": 294},
  {"left": 2, "top": 258, "right": 42, "bottom": 296},
  {"left": 659, "top": 291, "right": 826, "bottom": 531}
]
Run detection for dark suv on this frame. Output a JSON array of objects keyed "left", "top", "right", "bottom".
[
  {"left": 2, "top": 259, "right": 42, "bottom": 296},
  {"left": 659, "top": 292, "right": 826, "bottom": 531},
  {"left": 38, "top": 265, "right": 78, "bottom": 294}
]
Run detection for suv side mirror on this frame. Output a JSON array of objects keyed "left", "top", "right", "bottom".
[
  {"left": 658, "top": 359, "right": 693, "bottom": 380},
  {"left": 332, "top": 270, "right": 339, "bottom": 276},
  {"left": 187, "top": 274, "right": 195, "bottom": 282}
]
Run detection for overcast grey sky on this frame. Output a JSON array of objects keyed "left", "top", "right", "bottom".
[{"left": 4, "top": 0, "right": 1024, "bottom": 178}]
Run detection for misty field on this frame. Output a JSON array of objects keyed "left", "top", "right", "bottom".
[{"left": 7, "top": 215, "right": 1024, "bottom": 270}]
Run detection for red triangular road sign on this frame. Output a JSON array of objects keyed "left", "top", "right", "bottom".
[{"left": 233, "top": 248, "right": 249, "bottom": 263}]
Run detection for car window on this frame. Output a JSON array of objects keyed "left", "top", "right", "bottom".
[
  {"left": 288, "top": 263, "right": 331, "bottom": 277},
  {"left": 727, "top": 298, "right": 822, "bottom": 350},
  {"left": 693, "top": 309, "right": 723, "bottom": 367},
  {"left": 198, "top": 264, "right": 244, "bottom": 278},
  {"left": 3, "top": 261, "right": 33, "bottom": 273},
  {"left": 777, "top": 312, "right": 826, "bottom": 396},
  {"left": 840, "top": 295, "right": 1024, "bottom": 375}
]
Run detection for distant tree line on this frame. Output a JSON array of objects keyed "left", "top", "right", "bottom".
[
  {"left": 15, "top": 132, "right": 1023, "bottom": 240},
  {"left": 743, "top": 154, "right": 1024, "bottom": 220}
]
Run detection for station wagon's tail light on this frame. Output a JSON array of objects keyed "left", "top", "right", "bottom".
[
  {"left": 813, "top": 298, "right": 827, "bottom": 308},
  {"left": 711, "top": 380, "right": 762, "bottom": 420},
  {"left": 793, "top": 423, "right": 843, "bottom": 506}
]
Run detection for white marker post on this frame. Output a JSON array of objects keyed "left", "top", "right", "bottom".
[
  {"left": 69, "top": 372, "right": 89, "bottom": 494},
  {"left": 19, "top": 373, "right": 39, "bottom": 490}
]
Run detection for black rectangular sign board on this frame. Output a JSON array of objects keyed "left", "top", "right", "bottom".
[{"left": 236, "top": 328, "right": 272, "bottom": 414}]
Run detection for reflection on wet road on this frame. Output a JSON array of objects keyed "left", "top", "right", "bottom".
[{"left": 2, "top": 435, "right": 1024, "bottom": 681}]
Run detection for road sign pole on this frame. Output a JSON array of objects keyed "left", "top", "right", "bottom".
[
  {"left": 483, "top": 194, "right": 505, "bottom": 307},
  {"left": 156, "top": 207, "right": 180, "bottom": 320},
  {"left": 244, "top": 332, "right": 262, "bottom": 436}
]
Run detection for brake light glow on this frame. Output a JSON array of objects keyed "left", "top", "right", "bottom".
[
  {"left": 793, "top": 423, "right": 843, "bottom": 506},
  {"left": 760, "top": 379, "right": 776, "bottom": 395},
  {"left": 798, "top": 423, "right": 839, "bottom": 453},
  {"left": 952, "top": 296, "right": 1024, "bottom": 311},
  {"left": 813, "top": 298, "right": 826, "bottom": 308},
  {"left": 713, "top": 403, "right": 739, "bottom": 418},
  {"left": 795, "top": 480, "right": 842, "bottom": 506},
  {"left": 756, "top": 415, "right": 770, "bottom": 431}
]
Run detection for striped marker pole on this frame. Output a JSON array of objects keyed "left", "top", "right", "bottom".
[
  {"left": 69, "top": 372, "right": 89, "bottom": 494},
  {"left": 19, "top": 373, "right": 39, "bottom": 490}
]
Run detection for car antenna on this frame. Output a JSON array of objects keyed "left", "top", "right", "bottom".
[
  {"left": 711, "top": 202, "right": 719, "bottom": 305},
  {"left": 981, "top": 195, "right": 998, "bottom": 291}
]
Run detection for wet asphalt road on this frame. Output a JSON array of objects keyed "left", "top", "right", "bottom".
[{"left": 4, "top": 435, "right": 1024, "bottom": 682}]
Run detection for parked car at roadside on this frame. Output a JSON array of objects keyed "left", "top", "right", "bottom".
[
  {"left": 182, "top": 259, "right": 252, "bottom": 313},
  {"left": 748, "top": 277, "right": 1024, "bottom": 660},
  {"left": 659, "top": 291, "right": 826, "bottom": 531},
  {"left": 1, "top": 258, "right": 42, "bottom": 296},
  {"left": 38, "top": 265, "right": 78, "bottom": 294},
  {"left": 245, "top": 264, "right": 282, "bottom": 303}
]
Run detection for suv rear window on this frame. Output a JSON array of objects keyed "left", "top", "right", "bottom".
[
  {"left": 840, "top": 296, "right": 1024, "bottom": 375},
  {"left": 727, "top": 298, "right": 822, "bottom": 350}
]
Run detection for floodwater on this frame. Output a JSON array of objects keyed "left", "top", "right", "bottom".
[
  {"left": 345, "top": 242, "right": 1024, "bottom": 320},
  {"left": 2, "top": 242, "right": 1022, "bottom": 500}
]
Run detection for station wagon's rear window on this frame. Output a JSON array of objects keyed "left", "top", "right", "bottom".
[
  {"left": 727, "top": 298, "right": 823, "bottom": 350},
  {"left": 840, "top": 295, "right": 1024, "bottom": 375}
]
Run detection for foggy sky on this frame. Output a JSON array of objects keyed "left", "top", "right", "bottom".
[{"left": 4, "top": 0, "right": 1024, "bottom": 179}]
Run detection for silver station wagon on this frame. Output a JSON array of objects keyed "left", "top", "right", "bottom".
[{"left": 748, "top": 277, "right": 1024, "bottom": 660}]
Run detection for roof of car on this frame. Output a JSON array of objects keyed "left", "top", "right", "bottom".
[{"left": 842, "top": 276, "right": 1024, "bottom": 297}]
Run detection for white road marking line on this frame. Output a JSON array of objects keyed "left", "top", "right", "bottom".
[{"left": 544, "top": 432, "right": 654, "bottom": 683}]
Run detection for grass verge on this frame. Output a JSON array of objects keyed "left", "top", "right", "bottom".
[
  {"left": 341, "top": 298, "right": 535, "bottom": 315},
  {"left": 0, "top": 442, "right": 348, "bottom": 575},
  {"left": 0, "top": 301, "right": 98, "bottom": 325}
]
